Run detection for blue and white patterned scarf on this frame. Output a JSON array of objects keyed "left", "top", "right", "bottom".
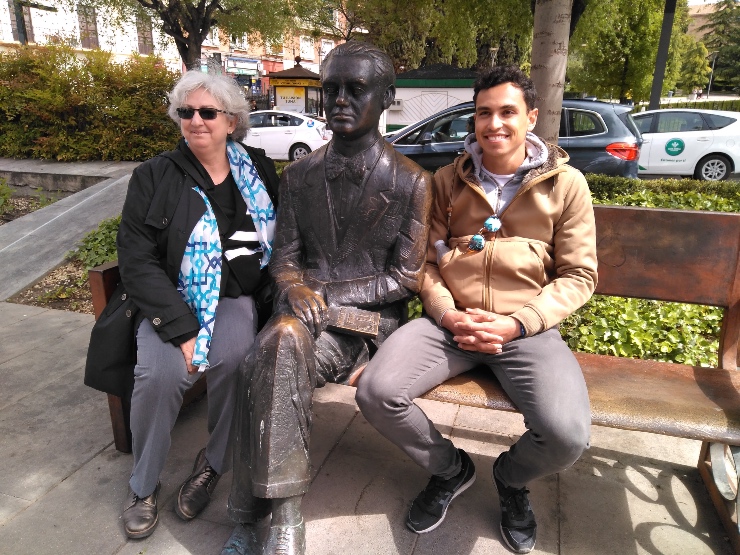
[{"left": 177, "top": 140, "right": 276, "bottom": 371}]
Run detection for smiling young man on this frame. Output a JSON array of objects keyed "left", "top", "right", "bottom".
[{"left": 356, "top": 66, "right": 598, "bottom": 554}]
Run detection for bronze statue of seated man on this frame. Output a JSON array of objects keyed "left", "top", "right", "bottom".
[{"left": 221, "top": 41, "right": 432, "bottom": 555}]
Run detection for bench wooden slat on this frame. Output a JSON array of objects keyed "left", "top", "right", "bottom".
[
  {"left": 593, "top": 205, "right": 740, "bottom": 309},
  {"left": 423, "top": 352, "right": 740, "bottom": 445}
]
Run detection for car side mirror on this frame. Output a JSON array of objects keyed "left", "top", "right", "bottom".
[{"left": 420, "top": 132, "right": 433, "bottom": 145}]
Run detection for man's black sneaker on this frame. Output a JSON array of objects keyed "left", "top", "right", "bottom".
[
  {"left": 493, "top": 454, "right": 537, "bottom": 554},
  {"left": 406, "top": 448, "right": 476, "bottom": 533}
]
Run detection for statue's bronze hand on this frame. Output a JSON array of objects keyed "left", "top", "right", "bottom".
[{"left": 286, "top": 284, "right": 328, "bottom": 338}]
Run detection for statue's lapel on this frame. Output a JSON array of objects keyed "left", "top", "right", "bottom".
[
  {"left": 299, "top": 152, "right": 338, "bottom": 254},
  {"left": 333, "top": 144, "right": 395, "bottom": 265}
]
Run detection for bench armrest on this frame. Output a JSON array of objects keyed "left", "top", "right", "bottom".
[{"left": 88, "top": 260, "right": 120, "bottom": 320}]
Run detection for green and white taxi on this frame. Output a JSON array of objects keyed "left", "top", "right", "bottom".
[{"left": 632, "top": 108, "right": 740, "bottom": 181}]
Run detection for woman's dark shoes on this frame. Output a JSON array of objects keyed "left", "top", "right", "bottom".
[
  {"left": 122, "top": 482, "right": 160, "bottom": 539},
  {"left": 176, "top": 448, "right": 221, "bottom": 521},
  {"left": 263, "top": 520, "right": 306, "bottom": 555}
]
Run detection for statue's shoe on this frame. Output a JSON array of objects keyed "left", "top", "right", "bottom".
[
  {"left": 263, "top": 520, "right": 306, "bottom": 555},
  {"left": 220, "top": 522, "right": 267, "bottom": 555}
]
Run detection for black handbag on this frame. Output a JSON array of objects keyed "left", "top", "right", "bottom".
[{"left": 84, "top": 281, "right": 139, "bottom": 397}]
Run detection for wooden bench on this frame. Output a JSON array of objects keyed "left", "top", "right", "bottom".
[
  {"left": 88, "top": 260, "right": 207, "bottom": 455},
  {"left": 89, "top": 204, "right": 740, "bottom": 552}
]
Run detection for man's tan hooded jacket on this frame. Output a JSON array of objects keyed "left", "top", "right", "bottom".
[{"left": 420, "top": 142, "right": 598, "bottom": 336}]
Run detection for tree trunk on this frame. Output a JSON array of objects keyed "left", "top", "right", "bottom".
[
  {"left": 177, "top": 36, "right": 203, "bottom": 70},
  {"left": 530, "top": 0, "right": 573, "bottom": 144}
]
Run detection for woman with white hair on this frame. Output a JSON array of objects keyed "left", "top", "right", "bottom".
[{"left": 115, "top": 70, "right": 279, "bottom": 539}]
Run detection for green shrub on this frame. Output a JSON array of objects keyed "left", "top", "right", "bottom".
[
  {"left": 585, "top": 174, "right": 740, "bottom": 203},
  {"left": 0, "top": 178, "right": 12, "bottom": 216},
  {"left": 561, "top": 297, "right": 722, "bottom": 367},
  {"left": 657, "top": 99, "right": 740, "bottom": 112},
  {"left": 69, "top": 215, "right": 120, "bottom": 269},
  {"left": 274, "top": 161, "right": 290, "bottom": 176},
  {"left": 0, "top": 44, "right": 180, "bottom": 161}
]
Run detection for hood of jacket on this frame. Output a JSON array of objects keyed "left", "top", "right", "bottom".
[{"left": 455, "top": 134, "right": 571, "bottom": 197}]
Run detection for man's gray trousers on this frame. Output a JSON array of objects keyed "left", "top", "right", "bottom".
[{"left": 355, "top": 316, "right": 591, "bottom": 489}]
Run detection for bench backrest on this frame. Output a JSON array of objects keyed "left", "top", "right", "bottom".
[
  {"left": 90, "top": 205, "right": 740, "bottom": 371},
  {"left": 593, "top": 205, "right": 740, "bottom": 370}
]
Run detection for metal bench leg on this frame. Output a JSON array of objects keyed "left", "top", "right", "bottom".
[{"left": 698, "top": 441, "right": 740, "bottom": 554}]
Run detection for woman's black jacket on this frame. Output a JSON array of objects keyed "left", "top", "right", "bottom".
[{"left": 116, "top": 139, "right": 280, "bottom": 343}]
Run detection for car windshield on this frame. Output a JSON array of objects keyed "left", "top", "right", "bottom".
[{"left": 395, "top": 110, "right": 474, "bottom": 145}]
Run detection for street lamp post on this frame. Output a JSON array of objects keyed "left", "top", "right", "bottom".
[{"left": 707, "top": 51, "right": 718, "bottom": 100}]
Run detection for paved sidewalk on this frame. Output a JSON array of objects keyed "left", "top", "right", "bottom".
[{"left": 0, "top": 300, "right": 733, "bottom": 555}]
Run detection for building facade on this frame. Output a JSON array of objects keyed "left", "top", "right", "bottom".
[{"left": 0, "top": 0, "right": 341, "bottom": 96}]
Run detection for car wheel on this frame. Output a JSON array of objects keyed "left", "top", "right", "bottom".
[
  {"left": 290, "top": 143, "right": 311, "bottom": 161},
  {"left": 694, "top": 154, "right": 731, "bottom": 181}
]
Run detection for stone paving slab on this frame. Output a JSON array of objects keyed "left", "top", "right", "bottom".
[
  {"left": 0, "top": 302, "right": 736, "bottom": 555},
  {"left": 0, "top": 323, "right": 92, "bottom": 411},
  {"left": 0, "top": 301, "right": 47, "bottom": 328},
  {"left": 0, "top": 307, "right": 92, "bottom": 361},
  {"left": 0, "top": 366, "right": 111, "bottom": 502},
  {"left": 0, "top": 177, "right": 123, "bottom": 249},
  {"left": 0, "top": 446, "right": 133, "bottom": 555}
]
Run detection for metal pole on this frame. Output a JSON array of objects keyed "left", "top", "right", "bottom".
[
  {"left": 648, "top": 0, "right": 677, "bottom": 110},
  {"left": 707, "top": 52, "right": 717, "bottom": 99}
]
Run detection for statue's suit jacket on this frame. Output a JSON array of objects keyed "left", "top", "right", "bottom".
[{"left": 269, "top": 139, "right": 433, "bottom": 343}]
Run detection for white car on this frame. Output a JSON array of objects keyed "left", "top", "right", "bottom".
[
  {"left": 245, "top": 110, "right": 331, "bottom": 161},
  {"left": 632, "top": 108, "right": 740, "bottom": 181}
]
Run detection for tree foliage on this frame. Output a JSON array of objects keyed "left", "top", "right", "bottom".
[
  {"left": 677, "top": 36, "right": 712, "bottom": 93},
  {"left": 699, "top": 0, "right": 740, "bottom": 90},
  {"left": 304, "top": 0, "right": 532, "bottom": 71},
  {"left": 63, "top": 0, "right": 311, "bottom": 68},
  {"left": 567, "top": 0, "right": 689, "bottom": 102}
]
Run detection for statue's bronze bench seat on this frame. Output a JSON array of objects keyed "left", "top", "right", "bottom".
[{"left": 89, "top": 204, "right": 740, "bottom": 553}]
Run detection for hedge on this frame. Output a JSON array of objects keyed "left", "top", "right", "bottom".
[
  {"left": 560, "top": 174, "right": 740, "bottom": 367},
  {"left": 656, "top": 99, "right": 740, "bottom": 112},
  {"left": 0, "top": 44, "right": 180, "bottom": 161}
]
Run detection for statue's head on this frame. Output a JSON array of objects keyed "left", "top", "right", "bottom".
[{"left": 320, "top": 41, "right": 396, "bottom": 141}]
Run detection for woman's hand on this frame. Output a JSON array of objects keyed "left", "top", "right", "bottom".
[{"left": 179, "top": 337, "right": 199, "bottom": 374}]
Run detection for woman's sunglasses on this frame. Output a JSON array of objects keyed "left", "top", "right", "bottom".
[{"left": 176, "top": 107, "right": 232, "bottom": 120}]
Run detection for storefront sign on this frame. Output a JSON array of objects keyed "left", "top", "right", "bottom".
[
  {"left": 271, "top": 78, "right": 320, "bottom": 87},
  {"left": 276, "top": 87, "right": 306, "bottom": 113}
]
